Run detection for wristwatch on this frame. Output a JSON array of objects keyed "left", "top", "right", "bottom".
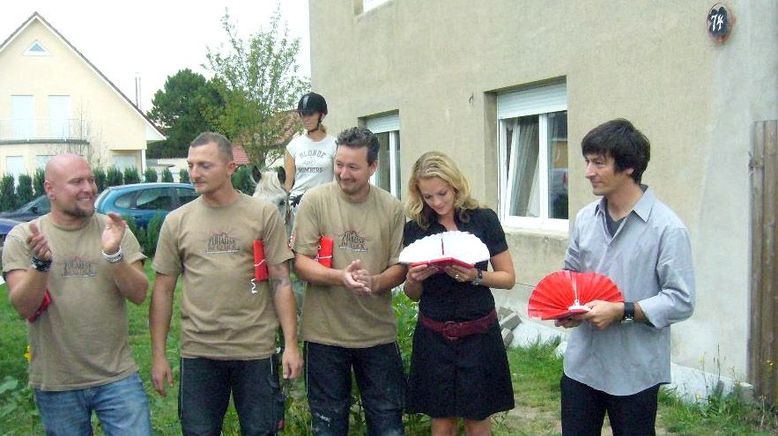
[
  {"left": 472, "top": 269, "right": 484, "bottom": 286},
  {"left": 621, "top": 302, "right": 635, "bottom": 324},
  {"left": 31, "top": 256, "right": 52, "bottom": 272}
]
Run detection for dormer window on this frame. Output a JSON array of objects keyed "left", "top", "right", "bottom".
[{"left": 24, "top": 40, "right": 49, "bottom": 56}]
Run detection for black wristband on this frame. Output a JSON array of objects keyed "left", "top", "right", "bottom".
[
  {"left": 621, "top": 301, "right": 635, "bottom": 323},
  {"left": 31, "top": 256, "right": 52, "bottom": 272}
]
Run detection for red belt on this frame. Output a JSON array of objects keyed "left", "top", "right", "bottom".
[{"left": 419, "top": 309, "right": 497, "bottom": 341}]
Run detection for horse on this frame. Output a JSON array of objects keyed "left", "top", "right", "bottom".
[{"left": 250, "top": 166, "right": 291, "bottom": 233}]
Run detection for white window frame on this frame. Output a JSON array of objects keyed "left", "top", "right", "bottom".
[
  {"left": 497, "top": 82, "right": 568, "bottom": 232},
  {"left": 363, "top": 0, "right": 391, "bottom": 13},
  {"left": 366, "top": 113, "right": 401, "bottom": 198}
]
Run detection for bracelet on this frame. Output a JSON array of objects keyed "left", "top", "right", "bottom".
[
  {"left": 31, "top": 256, "right": 52, "bottom": 272},
  {"left": 102, "top": 247, "right": 124, "bottom": 264},
  {"left": 471, "top": 269, "right": 484, "bottom": 286}
]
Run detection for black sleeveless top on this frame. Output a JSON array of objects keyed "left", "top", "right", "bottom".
[{"left": 403, "top": 208, "right": 509, "bottom": 322}]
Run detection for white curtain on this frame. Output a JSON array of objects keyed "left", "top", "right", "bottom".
[{"left": 509, "top": 116, "right": 539, "bottom": 217}]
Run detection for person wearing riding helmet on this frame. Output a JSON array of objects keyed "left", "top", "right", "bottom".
[{"left": 284, "top": 92, "right": 337, "bottom": 219}]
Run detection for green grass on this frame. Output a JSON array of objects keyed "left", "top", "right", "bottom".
[{"left": 2, "top": 263, "right": 778, "bottom": 434}]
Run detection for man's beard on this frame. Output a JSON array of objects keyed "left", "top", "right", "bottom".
[{"left": 62, "top": 204, "right": 94, "bottom": 219}]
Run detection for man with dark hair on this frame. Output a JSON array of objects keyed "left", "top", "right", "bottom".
[
  {"left": 150, "top": 132, "right": 302, "bottom": 435},
  {"left": 557, "top": 119, "right": 695, "bottom": 435},
  {"left": 3, "top": 153, "right": 152, "bottom": 435},
  {"left": 293, "top": 127, "right": 406, "bottom": 435}
]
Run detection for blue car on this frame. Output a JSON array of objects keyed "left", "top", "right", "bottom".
[
  {"left": 95, "top": 183, "right": 198, "bottom": 228},
  {"left": 0, "top": 195, "right": 50, "bottom": 222},
  {"left": 0, "top": 217, "right": 22, "bottom": 265}
]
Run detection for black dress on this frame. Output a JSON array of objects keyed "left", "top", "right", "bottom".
[{"left": 403, "top": 208, "right": 515, "bottom": 420}]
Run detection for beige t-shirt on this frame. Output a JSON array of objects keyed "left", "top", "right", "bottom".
[
  {"left": 293, "top": 182, "right": 404, "bottom": 348},
  {"left": 153, "top": 193, "right": 293, "bottom": 360},
  {"left": 2, "top": 214, "right": 145, "bottom": 391}
]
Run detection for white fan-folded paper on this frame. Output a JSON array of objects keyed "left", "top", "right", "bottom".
[{"left": 399, "top": 231, "right": 490, "bottom": 268}]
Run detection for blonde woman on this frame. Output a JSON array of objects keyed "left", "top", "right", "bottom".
[
  {"left": 284, "top": 92, "right": 336, "bottom": 216},
  {"left": 403, "top": 151, "right": 516, "bottom": 436}
]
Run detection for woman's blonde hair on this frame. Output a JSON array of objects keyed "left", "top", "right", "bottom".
[{"left": 405, "top": 151, "right": 479, "bottom": 229}]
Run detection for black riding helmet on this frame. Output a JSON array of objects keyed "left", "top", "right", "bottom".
[{"left": 297, "top": 92, "right": 328, "bottom": 116}]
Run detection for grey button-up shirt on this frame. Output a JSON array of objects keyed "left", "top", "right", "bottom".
[{"left": 563, "top": 186, "right": 695, "bottom": 396}]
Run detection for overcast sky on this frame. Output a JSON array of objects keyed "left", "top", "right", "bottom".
[{"left": 1, "top": 0, "right": 311, "bottom": 112}]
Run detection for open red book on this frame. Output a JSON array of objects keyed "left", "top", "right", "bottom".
[
  {"left": 399, "top": 231, "right": 490, "bottom": 271},
  {"left": 527, "top": 270, "right": 624, "bottom": 320}
]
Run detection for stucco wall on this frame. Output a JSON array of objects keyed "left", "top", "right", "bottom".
[
  {"left": 0, "top": 18, "right": 148, "bottom": 173},
  {"left": 310, "top": 0, "right": 778, "bottom": 379}
]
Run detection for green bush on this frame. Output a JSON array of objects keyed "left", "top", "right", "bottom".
[
  {"left": 123, "top": 215, "right": 145, "bottom": 253},
  {"left": 0, "top": 175, "right": 17, "bottom": 211},
  {"left": 93, "top": 167, "right": 106, "bottom": 193},
  {"left": 179, "top": 169, "right": 190, "bottom": 184},
  {"left": 106, "top": 166, "right": 123, "bottom": 187},
  {"left": 16, "top": 174, "right": 33, "bottom": 206},
  {"left": 33, "top": 169, "right": 46, "bottom": 197},
  {"left": 231, "top": 166, "right": 254, "bottom": 195},
  {"left": 143, "top": 214, "right": 165, "bottom": 257},
  {"left": 124, "top": 167, "right": 141, "bottom": 185},
  {"left": 144, "top": 168, "right": 158, "bottom": 183},
  {"left": 161, "top": 168, "right": 174, "bottom": 183}
]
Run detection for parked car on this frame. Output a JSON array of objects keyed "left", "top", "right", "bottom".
[
  {"left": 0, "top": 195, "right": 50, "bottom": 222},
  {"left": 95, "top": 183, "right": 198, "bottom": 228},
  {"left": 0, "top": 217, "right": 22, "bottom": 267}
]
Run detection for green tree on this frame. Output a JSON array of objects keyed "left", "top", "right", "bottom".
[
  {"left": 144, "top": 168, "right": 158, "bottom": 183},
  {"left": 0, "top": 175, "right": 16, "bottom": 211},
  {"left": 106, "top": 167, "right": 123, "bottom": 187},
  {"left": 33, "top": 169, "right": 45, "bottom": 197},
  {"left": 206, "top": 6, "right": 308, "bottom": 166},
  {"left": 16, "top": 174, "right": 34, "bottom": 206},
  {"left": 179, "top": 169, "right": 190, "bottom": 184},
  {"left": 147, "top": 69, "right": 224, "bottom": 158},
  {"left": 231, "top": 166, "right": 254, "bottom": 195},
  {"left": 93, "top": 167, "right": 107, "bottom": 192},
  {"left": 161, "top": 168, "right": 174, "bottom": 183},
  {"left": 124, "top": 167, "right": 141, "bottom": 184}
]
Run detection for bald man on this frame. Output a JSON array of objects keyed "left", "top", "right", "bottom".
[{"left": 2, "top": 154, "right": 152, "bottom": 435}]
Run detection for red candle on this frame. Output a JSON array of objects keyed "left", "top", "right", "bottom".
[
  {"left": 254, "top": 240, "right": 269, "bottom": 281},
  {"left": 318, "top": 236, "right": 333, "bottom": 268}
]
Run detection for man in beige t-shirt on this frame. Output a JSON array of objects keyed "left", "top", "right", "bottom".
[
  {"left": 150, "top": 132, "right": 302, "bottom": 435},
  {"left": 3, "top": 154, "right": 151, "bottom": 435},
  {"left": 293, "top": 127, "right": 406, "bottom": 435}
]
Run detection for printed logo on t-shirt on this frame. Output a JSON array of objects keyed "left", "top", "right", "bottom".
[
  {"left": 297, "top": 166, "right": 324, "bottom": 175},
  {"left": 298, "top": 149, "right": 330, "bottom": 159},
  {"left": 338, "top": 230, "right": 367, "bottom": 252},
  {"left": 206, "top": 232, "right": 239, "bottom": 254},
  {"left": 62, "top": 256, "right": 97, "bottom": 278}
]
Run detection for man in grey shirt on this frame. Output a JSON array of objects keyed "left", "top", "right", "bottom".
[{"left": 557, "top": 119, "right": 695, "bottom": 435}]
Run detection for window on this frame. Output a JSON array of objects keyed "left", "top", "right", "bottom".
[
  {"left": 111, "top": 153, "right": 137, "bottom": 170},
  {"left": 11, "top": 95, "right": 34, "bottom": 139},
  {"left": 136, "top": 188, "right": 174, "bottom": 210},
  {"left": 366, "top": 113, "right": 401, "bottom": 199},
  {"left": 48, "top": 95, "right": 71, "bottom": 139},
  {"left": 498, "top": 82, "right": 568, "bottom": 230},
  {"left": 363, "top": 0, "right": 390, "bottom": 13},
  {"left": 24, "top": 41, "right": 48, "bottom": 56},
  {"left": 177, "top": 187, "right": 198, "bottom": 205},
  {"left": 5, "top": 156, "right": 25, "bottom": 180},
  {"left": 36, "top": 155, "right": 54, "bottom": 169}
]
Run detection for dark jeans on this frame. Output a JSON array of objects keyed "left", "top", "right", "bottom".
[
  {"left": 560, "top": 374, "right": 659, "bottom": 436},
  {"left": 305, "top": 341, "right": 406, "bottom": 436},
  {"left": 179, "top": 357, "right": 284, "bottom": 436}
]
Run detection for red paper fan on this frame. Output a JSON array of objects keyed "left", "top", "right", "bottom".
[{"left": 528, "top": 271, "right": 624, "bottom": 320}]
